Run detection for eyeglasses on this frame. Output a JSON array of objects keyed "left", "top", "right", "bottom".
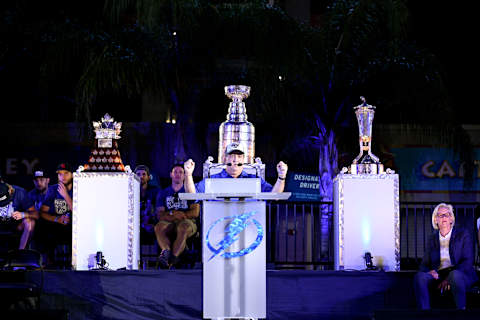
[{"left": 437, "top": 213, "right": 452, "bottom": 219}]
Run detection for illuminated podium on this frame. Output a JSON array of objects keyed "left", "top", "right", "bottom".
[
  {"left": 333, "top": 173, "right": 400, "bottom": 271},
  {"left": 72, "top": 172, "right": 140, "bottom": 270},
  {"left": 180, "top": 179, "right": 290, "bottom": 320}
]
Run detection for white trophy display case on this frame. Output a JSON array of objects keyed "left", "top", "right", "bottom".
[
  {"left": 333, "top": 173, "right": 400, "bottom": 271},
  {"left": 72, "top": 172, "right": 140, "bottom": 270}
]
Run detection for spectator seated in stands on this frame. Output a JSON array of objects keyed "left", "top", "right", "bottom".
[
  {"left": 38, "top": 162, "right": 74, "bottom": 268},
  {"left": 0, "top": 178, "right": 38, "bottom": 251},
  {"left": 28, "top": 168, "right": 50, "bottom": 212},
  {"left": 155, "top": 164, "right": 199, "bottom": 269},
  {"left": 135, "top": 165, "right": 160, "bottom": 244},
  {"left": 414, "top": 203, "right": 478, "bottom": 310}
]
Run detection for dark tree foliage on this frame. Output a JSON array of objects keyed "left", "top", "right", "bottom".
[{"left": 0, "top": 1, "right": 471, "bottom": 177}]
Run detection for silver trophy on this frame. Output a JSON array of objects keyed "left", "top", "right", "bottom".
[
  {"left": 218, "top": 85, "right": 255, "bottom": 164},
  {"left": 350, "top": 97, "right": 384, "bottom": 174},
  {"left": 203, "top": 85, "right": 264, "bottom": 179}
]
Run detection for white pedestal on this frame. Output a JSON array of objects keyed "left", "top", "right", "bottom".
[
  {"left": 180, "top": 180, "right": 290, "bottom": 320},
  {"left": 203, "top": 200, "right": 266, "bottom": 319},
  {"left": 72, "top": 172, "right": 140, "bottom": 270},
  {"left": 333, "top": 173, "right": 400, "bottom": 271}
]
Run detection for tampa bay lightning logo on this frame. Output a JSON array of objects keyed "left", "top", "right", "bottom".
[{"left": 206, "top": 211, "right": 263, "bottom": 261}]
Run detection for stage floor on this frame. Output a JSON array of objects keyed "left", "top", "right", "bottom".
[
  {"left": 2, "top": 269, "right": 479, "bottom": 319},
  {"left": 2, "top": 269, "right": 422, "bottom": 319}
]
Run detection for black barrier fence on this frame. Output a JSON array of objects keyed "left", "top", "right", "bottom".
[
  {"left": 400, "top": 202, "right": 479, "bottom": 270},
  {"left": 266, "top": 201, "right": 334, "bottom": 269},
  {"left": 266, "top": 201, "right": 480, "bottom": 270}
]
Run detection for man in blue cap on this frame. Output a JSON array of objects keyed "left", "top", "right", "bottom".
[
  {"left": 184, "top": 142, "right": 288, "bottom": 193},
  {"left": 28, "top": 168, "right": 50, "bottom": 211}
]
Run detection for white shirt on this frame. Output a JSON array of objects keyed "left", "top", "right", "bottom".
[{"left": 439, "top": 228, "right": 452, "bottom": 269}]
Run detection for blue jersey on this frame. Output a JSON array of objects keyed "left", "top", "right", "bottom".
[
  {"left": 43, "top": 184, "right": 73, "bottom": 216},
  {"left": 28, "top": 189, "right": 48, "bottom": 211},
  {"left": 195, "top": 169, "right": 273, "bottom": 193},
  {"left": 156, "top": 185, "right": 193, "bottom": 211},
  {"left": 12, "top": 185, "right": 34, "bottom": 212},
  {"left": 0, "top": 185, "right": 34, "bottom": 220},
  {"left": 140, "top": 185, "right": 159, "bottom": 217}
]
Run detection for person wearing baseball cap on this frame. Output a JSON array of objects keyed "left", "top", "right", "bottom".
[
  {"left": 28, "top": 168, "right": 50, "bottom": 211},
  {"left": 40, "top": 162, "right": 73, "bottom": 224},
  {"left": 184, "top": 142, "right": 288, "bottom": 193},
  {"left": 134, "top": 164, "right": 160, "bottom": 245},
  {"left": 0, "top": 179, "right": 38, "bottom": 250},
  {"left": 38, "top": 162, "right": 74, "bottom": 268}
]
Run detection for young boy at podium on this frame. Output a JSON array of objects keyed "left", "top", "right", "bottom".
[{"left": 183, "top": 142, "right": 288, "bottom": 194}]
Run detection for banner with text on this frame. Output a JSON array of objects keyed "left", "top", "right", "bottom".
[
  {"left": 391, "top": 147, "right": 480, "bottom": 192},
  {"left": 285, "top": 172, "right": 321, "bottom": 201}
]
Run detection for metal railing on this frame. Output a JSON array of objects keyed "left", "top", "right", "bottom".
[
  {"left": 266, "top": 201, "right": 334, "bottom": 269},
  {"left": 266, "top": 201, "right": 479, "bottom": 270},
  {"left": 400, "top": 202, "right": 478, "bottom": 270}
]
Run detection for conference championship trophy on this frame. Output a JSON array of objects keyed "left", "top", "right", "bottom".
[
  {"left": 333, "top": 98, "right": 400, "bottom": 271},
  {"left": 181, "top": 86, "right": 290, "bottom": 320},
  {"left": 72, "top": 114, "right": 140, "bottom": 270},
  {"left": 350, "top": 96, "right": 383, "bottom": 175}
]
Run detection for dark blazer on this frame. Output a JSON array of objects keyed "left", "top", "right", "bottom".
[{"left": 420, "top": 226, "right": 478, "bottom": 286}]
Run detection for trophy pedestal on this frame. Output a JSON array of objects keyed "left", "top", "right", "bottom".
[
  {"left": 333, "top": 173, "right": 399, "bottom": 271},
  {"left": 180, "top": 180, "right": 290, "bottom": 320},
  {"left": 72, "top": 172, "right": 140, "bottom": 270}
]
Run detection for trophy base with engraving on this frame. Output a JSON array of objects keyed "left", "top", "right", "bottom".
[{"left": 350, "top": 163, "right": 384, "bottom": 175}]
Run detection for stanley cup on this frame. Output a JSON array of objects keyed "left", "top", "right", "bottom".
[
  {"left": 350, "top": 97, "right": 383, "bottom": 174},
  {"left": 218, "top": 85, "right": 255, "bottom": 163}
]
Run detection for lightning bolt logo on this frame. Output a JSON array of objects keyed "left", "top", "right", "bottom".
[{"left": 206, "top": 211, "right": 263, "bottom": 261}]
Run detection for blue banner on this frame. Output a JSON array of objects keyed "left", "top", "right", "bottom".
[
  {"left": 391, "top": 147, "right": 480, "bottom": 191},
  {"left": 285, "top": 172, "right": 321, "bottom": 201}
]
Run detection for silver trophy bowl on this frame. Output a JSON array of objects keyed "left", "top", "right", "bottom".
[{"left": 218, "top": 85, "right": 255, "bottom": 164}]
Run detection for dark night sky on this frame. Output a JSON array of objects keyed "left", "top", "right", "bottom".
[
  {"left": 407, "top": 1, "right": 476, "bottom": 122},
  {"left": 0, "top": 1, "right": 476, "bottom": 124}
]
